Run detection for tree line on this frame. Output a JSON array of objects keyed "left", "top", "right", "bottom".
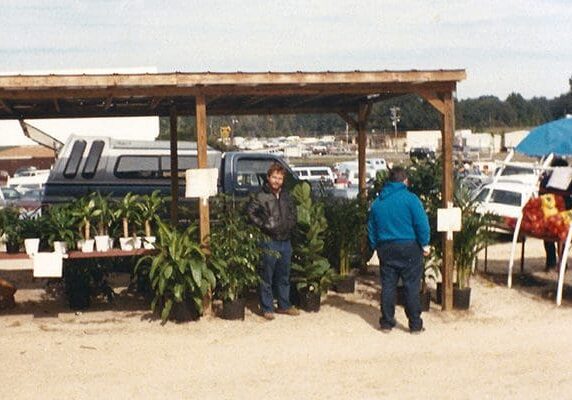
[{"left": 159, "top": 78, "right": 572, "bottom": 140}]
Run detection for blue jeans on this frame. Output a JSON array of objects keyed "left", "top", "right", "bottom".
[
  {"left": 259, "top": 240, "right": 292, "bottom": 313},
  {"left": 377, "top": 241, "right": 423, "bottom": 331}
]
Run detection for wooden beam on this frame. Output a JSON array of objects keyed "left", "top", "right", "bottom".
[
  {"left": 337, "top": 111, "right": 358, "bottom": 131},
  {"left": 357, "top": 103, "right": 369, "bottom": 201},
  {"left": 53, "top": 99, "right": 61, "bottom": 113},
  {"left": 440, "top": 89, "right": 455, "bottom": 311},
  {"left": 169, "top": 106, "right": 179, "bottom": 226},
  {"left": 195, "top": 93, "right": 210, "bottom": 246},
  {"left": 149, "top": 97, "right": 162, "bottom": 110},
  {"left": 0, "top": 99, "right": 13, "bottom": 114},
  {"left": 417, "top": 89, "right": 446, "bottom": 116},
  {"left": 104, "top": 95, "right": 113, "bottom": 110}
]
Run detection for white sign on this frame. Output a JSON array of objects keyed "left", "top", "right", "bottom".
[
  {"left": 33, "top": 252, "right": 63, "bottom": 278},
  {"left": 185, "top": 168, "right": 218, "bottom": 199},
  {"left": 437, "top": 207, "right": 462, "bottom": 233},
  {"left": 547, "top": 167, "right": 572, "bottom": 191}
]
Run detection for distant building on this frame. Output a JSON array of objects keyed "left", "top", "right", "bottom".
[{"left": 0, "top": 145, "right": 56, "bottom": 176}]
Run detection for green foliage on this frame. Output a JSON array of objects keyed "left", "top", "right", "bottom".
[
  {"left": 71, "top": 194, "right": 102, "bottom": 240},
  {"left": 92, "top": 192, "right": 113, "bottom": 236},
  {"left": 114, "top": 192, "right": 140, "bottom": 237},
  {"left": 452, "top": 187, "right": 499, "bottom": 289},
  {"left": 136, "top": 220, "right": 213, "bottom": 322},
  {"left": 137, "top": 190, "right": 165, "bottom": 237},
  {"left": 0, "top": 207, "right": 23, "bottom": 248},
  {"left": 323, "top": 197, "right": 367, "bottom": 276},
  {"left": 208, "top": 197, "right": 264, "bottom": 301},
  {"left": 290, "top": 182, "right": 336, "bottom": 294},
  {"left": 44, "top": 204, "right": 80, "bottom": 248}
]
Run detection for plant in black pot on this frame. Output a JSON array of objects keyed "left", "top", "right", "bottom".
[
  {"left": 0, "top": 207, "right": 23, "bottom": 253},
  {"left": 290, "top": 182, "right": 336, "bottom": 312},
  {"left": 136, "top": 220, "right": 214, "bottom": 323},
  {"left": 451, "top": 186, "right": 499, "bottom": 309},
  {"left": 209, "top": 200, "right": 264, "bottom": 320},
  {"left": 323, "top": 197, "right": 367, "bottom": 293}
]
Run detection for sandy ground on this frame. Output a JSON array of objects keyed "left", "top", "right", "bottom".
[{"left": 2, "top": 238, "right": 572, "bottom": 400}]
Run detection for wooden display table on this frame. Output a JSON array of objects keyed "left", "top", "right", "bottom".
[{"left": 0, "top": 248, "right": 156, "bottom": 261}]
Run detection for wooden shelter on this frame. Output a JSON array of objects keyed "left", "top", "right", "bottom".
[{"left": 0, "top": 69, "right": 466, "bottom": 310}]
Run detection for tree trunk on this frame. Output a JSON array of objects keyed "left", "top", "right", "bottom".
[{"left": 123, "top": 218, "right": 129, "bottom": 238}]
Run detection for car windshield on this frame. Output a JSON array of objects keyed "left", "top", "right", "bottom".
[{"left": 477, "top": 188, "right": 521, "bottom": 206}]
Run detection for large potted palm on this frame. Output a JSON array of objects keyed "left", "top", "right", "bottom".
[
  {"left": 71, "top": 194, "right": 101, "bottom": 253},
  {"left": 209, "top": 200, "right": 264, "bottom": 320},
  {"left": 290, "top": 182, "right": 336, "bottom": 312},
  {"left": 452, "top": 186, "right": 499, "bottom": 309},
  {"left": 93, "top": 193, "right": 113, "bottom": 251},
  {"left": 136, "top": 220, "right": 215, "bottom": 323}
]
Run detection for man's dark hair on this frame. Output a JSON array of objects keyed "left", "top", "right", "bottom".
[
  {"left": 389, "top": 166, "right": 408, "bottom": 182},
  {"left": 267, "top": 162, "right": 286, "bottom": 177}
]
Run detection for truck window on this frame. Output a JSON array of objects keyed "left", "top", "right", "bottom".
[
  {"left": 160, "top": 156, "right": 198, "bottom": 178},
  {"left": 235, "top": 158, "right": 274, "bottom": 189},
  {"left": 82, "top": 140, "right": 105, "bottom": 179},
  {"left": 64, "top": 140, "right": 87, "bottom": 179},
  {"left": 114, "top": 156, "right": 160, "bottom": 179}
]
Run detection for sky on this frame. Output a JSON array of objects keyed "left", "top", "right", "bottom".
[{"left": 0, "top": 0, "right": 571, "bottom": 145}]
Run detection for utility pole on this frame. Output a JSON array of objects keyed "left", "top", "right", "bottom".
[{"left": 390, "top": 106, "right": 401, "bottom": 151}]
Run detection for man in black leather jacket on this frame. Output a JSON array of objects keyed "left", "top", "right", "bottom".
[{"left": 246, "top": 163, "right": 299, "bottom": 320}]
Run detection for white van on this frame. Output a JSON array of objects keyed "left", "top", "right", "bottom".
[
  {"left": 292, "top": 166, "right": 335, "bottom": 185},
  {"left": 366, "top": 158, "right": 388, "bottom": 172}
]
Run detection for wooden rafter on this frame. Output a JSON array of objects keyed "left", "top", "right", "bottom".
[
  {"left": 149, "top": 97, "right": 162, "bottom": 110},
  {"left": 337, "top": 111, "right": 358, "bottom": 131},
  {"left": 53, "top": 99, "right": 61, "bottom": 113},
  {"left": 0, "top": 99, "right": 13, "bottom": 114},
  {"left": 417, "top": 89, "right": 446, "bottom": 116},
  {"left": 104, "top": 95, "right": 113, "bottom": 110}
]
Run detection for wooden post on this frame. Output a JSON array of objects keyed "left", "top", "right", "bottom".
[
  {"left": 169, "top": 106, "right": 179, "bottom": 226},
  {"left": 357, "top": 103, "right": 370, "bottom": 202},
  {"left": 195, "top": 93, "right": 210, "bottom": 245},
  {"left": 441, "top": 90, "right": 455, "bottom": 311}
]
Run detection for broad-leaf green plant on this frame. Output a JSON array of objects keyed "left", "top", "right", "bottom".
[
  {"left": 290, "top": 182, "right": 336, "bottom": 295},
  {"left": 44, "top": 204, "right": 80, "bottom": 249},
  {"left": 115, "top": 193, "right": 140, "bottom": 238},
  {"left": 209, "top": 198, "right": 264, "bottom": 301},
  {"left": 136, "top": 220, "right": 214, "bottom": 322}
]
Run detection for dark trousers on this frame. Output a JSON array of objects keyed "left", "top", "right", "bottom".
[
  {"left": 544, "top": 241, "right": 557, "bottom": 268},
  {"left": 377, "top": 241, "right": 423, "bottom": 331},
  {"left": 259, "top": 240, "right": 292, "bottom": 313}
]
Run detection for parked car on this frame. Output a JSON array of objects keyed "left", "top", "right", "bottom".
[
  {"left": 0, "top": 186, "right": 21, "bottom": 208},
  {"left": 473, "top": 181, "right": 538, "bottom": 221},
  {"left": 292, "top": 166, "right": 336, "bottom": 186},
  {"left": 409, "top": 147, "right": 435, "bottom": 160},
  {"left": 366, "top": 158, "right": 388, "bottom": 172}
]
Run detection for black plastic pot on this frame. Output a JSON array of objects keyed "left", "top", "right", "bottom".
[
  {"left": 171, "top": 299, "right": 200, "bottom": 322},
  {"left": 67, "top": 281, "right": 91, "bottom": 310},
  {"left": 6, "top": 242, "right": 20, "bottom": 254},
  {"left": 333, "top": 275, "right": 355, "bottom": 294},
  {"left": 289, "top": 285, "right": 300, "bottom": 307},
  {"left": 222, "top": 297, "right": 246, "bottom": 320},
  {"left": 453, "top": 286, "right": 471, "bottom": 310},
  {"left": 299, "top": 288, "right": 321, "bottom": 312}
]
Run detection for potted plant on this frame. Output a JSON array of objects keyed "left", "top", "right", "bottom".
[
  {"left": 451, "top": 186, "right": 498, "bottom": 309},
  {"left": 323, "top": 197, "right": 367, "bottom": 293},
  {"left": 115, "top": 193, "right": 140, "bottom": 250},
  {"left": 136, "top": 220, "right": 215, "bottom": 323},
  {"left": 45, "top": 204, "right": 79, "bottom": 254},
  {"left": 209, "top": 200, "right": 264, "bottom": 320},
  {"left": 92, "top": 192, "right": 113, "bottom": 252},
  {"left": 290, "top": 182, "right": 336, "bottom": 312},
  {"left": 0, "top": 207, "right": 23, "bottom": 253},
  {"left": 71, "top": 194, "right": 101, "bottom": 252},
  {"left": 20, "top": 213, "right": 44, "bottom": 256},
  {"left": 136, "top": 190, "right": 164, "bottom": 249}
]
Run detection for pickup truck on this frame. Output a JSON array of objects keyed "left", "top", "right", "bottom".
[{"left": 43, "top": 135, "right": 301, "bottom": 204}]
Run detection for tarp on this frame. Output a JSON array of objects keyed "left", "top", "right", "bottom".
[{"left": 515, "top": 118, "right": 572, "bottom": 157}]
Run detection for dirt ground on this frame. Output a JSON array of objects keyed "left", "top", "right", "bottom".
[{"left": 2, "top": 238, "right": 572, "bottom": 399}]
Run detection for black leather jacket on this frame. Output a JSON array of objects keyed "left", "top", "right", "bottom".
[{"left": 246, "top": 184, "right": 297, "bottom": 241}]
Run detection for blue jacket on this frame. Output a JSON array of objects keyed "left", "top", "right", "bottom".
[{"left": 367, "top": 181, "right": 430, "bottom": 249}]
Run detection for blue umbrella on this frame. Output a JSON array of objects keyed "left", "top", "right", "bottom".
[{"left": 515, "top": 118, "right": 572, "bottom": 157}]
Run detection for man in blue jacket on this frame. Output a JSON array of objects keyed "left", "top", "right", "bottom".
[{"left": 368, "top": 166, "right": 430, "bottom": 334}]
